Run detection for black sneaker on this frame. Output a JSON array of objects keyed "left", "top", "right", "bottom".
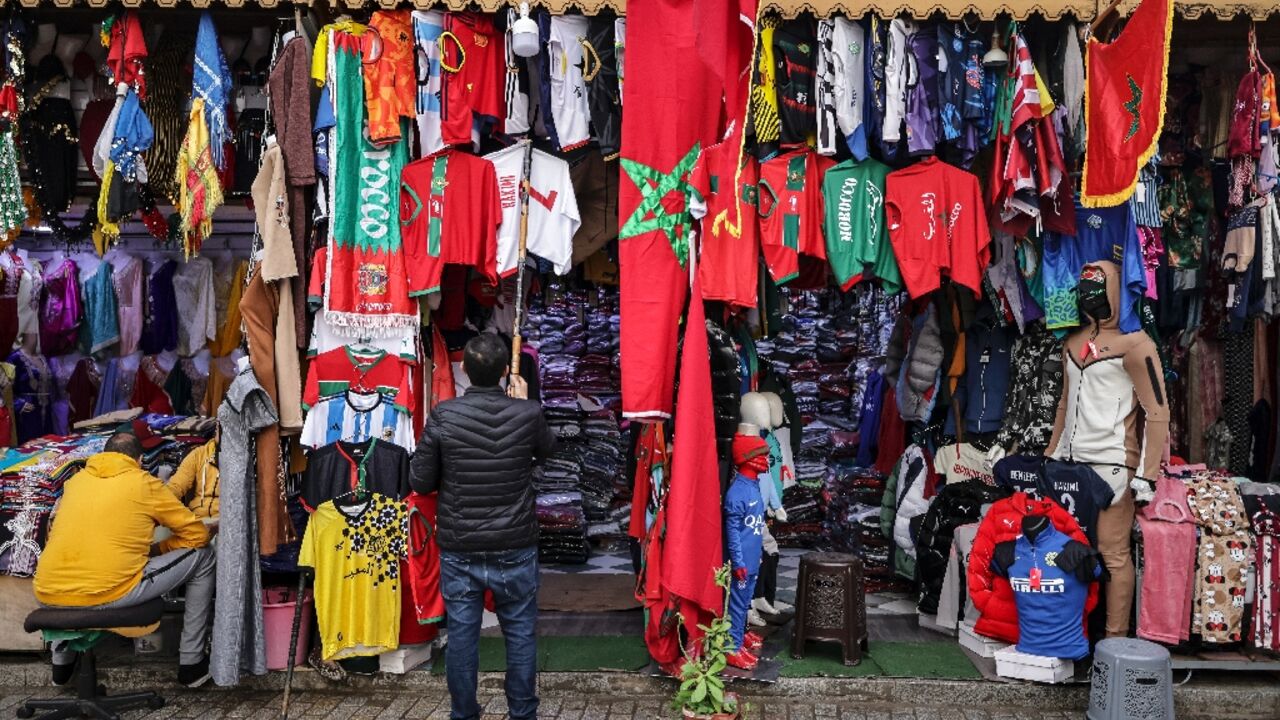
[
  {"left": 177, "top": 658, "right": 211, "bottom": 688},
  {"left": 51, "top": 661, "right": 75, "bottom": 687}
]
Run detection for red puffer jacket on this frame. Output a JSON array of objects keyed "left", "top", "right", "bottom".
[{"left": 967, "top": 492, "right": 1098, "bottom": 643}]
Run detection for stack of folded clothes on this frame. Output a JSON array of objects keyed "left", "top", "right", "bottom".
[
  {"left": 524, "top": 284, "right": 629, "bottom": 562},
  {"left": 756, "top": 284, "right": 907, "bottom": 554}
]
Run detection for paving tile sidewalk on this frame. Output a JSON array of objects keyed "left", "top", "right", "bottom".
[{"left": 0, "top": 688, "right": 1085, "bottom": 720}]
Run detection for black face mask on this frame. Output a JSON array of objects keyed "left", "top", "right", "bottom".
[{"left": 1077, "top": 277, "right": 1112, "bottom": 322}]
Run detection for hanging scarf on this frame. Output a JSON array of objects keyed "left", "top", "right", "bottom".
[
  {"left": 175, "top": 98, "right": 223, "bottom": 257},
  {"left": 103, "top": 10, "right": 148, "bottom": 97},
  {"left": 108, "top": 88, "right": 153, "bottom": 183},
  {"left": 192, "top": 12, "right": 232, "bottom": 171}
]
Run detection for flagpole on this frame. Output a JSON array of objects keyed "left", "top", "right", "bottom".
[{"left": 511, "top": 138, "right": 535, "bottom": 375}]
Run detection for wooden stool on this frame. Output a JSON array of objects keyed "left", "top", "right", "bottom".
[{"left": 790, "top": 552, "right": 867, "bottom": 666}]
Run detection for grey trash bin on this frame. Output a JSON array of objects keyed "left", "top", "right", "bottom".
[{"left": 1087, "top": 638, "right": 1174, "bottom": 720}]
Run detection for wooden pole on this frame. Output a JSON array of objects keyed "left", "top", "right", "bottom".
[{"left": 510, "top": 139, "right": 535, "bottom": 374}]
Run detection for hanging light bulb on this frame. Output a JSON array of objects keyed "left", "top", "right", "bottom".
[
  {"left": 983, "top": 26, "right": 1008, "bottom": 68},
  {"left": 511, "top": 2, "right": 539, "bottom": 58}
]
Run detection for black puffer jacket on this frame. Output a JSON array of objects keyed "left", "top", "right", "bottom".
[
  {"left": 409, "top": 386, "right": 555, "bottom": 552},
  {"left": 914, "top": 480, "right": 1008, "bottom": 614}
]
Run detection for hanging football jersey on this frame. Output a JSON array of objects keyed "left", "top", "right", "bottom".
[
  {"left": 485, "top": 143, "right": 580, "bottom": 277},
  {"left": 758, "top": 149, "right": 830, "bottom": 285},
  {"left": 830, "top": 18, "right": 866, "bottom": 160},
  {"left": 774, "top": 18, "right": 818, "bottom": 146},
  {"left": 586, "top": 15, "right": 622, "bottom": 158},
  {"left": 548, "top": 16, "right": 592, "bottom": 151},
  {"left": 440, "top": 13, "right": 504, "bottom": 148},
  {"left": 299, "top": 390, "right": 416, "bottom": 451},
  {"left": 748, "top": 15, "right": 781, "bottom": 152},
  {"left": 815, "top": 20, "right": 838, "bottom": 156},
  {"left": 301, "top": 439, "right": 411, "bottom": 511},
  {"left": 399, "top": 148, "right": 503, "bottom": 295},
  {"left": 503, "top": 8, "right": 531, "bottom": 136},
  {"left": 299, "top": 494, "right": 408, "bottom": 661},
  {"left": 412, "top": 10, "right": 446, "bottom": 157},
  {"left": 689, "top": 132, "right": 760, "bottom": 309},
  {"left": 303, "top": 345, "right": 416, "bottom": 413},
  {"left": 365, "top": 10, "right": 416, "bottom": 147},
  {"left": 884, "top": 156, "right": 990, "bottom": 299},
  {"left": 405, "top": 492, "right": 446, "bottom": 625},
  {"left": 324, "top": 32, "right": 416, "bottom": 333},
  {"left": 822, "top": 157, "right": 900, "bottom": 294}
]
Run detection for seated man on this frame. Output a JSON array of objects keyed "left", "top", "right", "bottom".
[
  {"left": 33, "top": 432, "right": 215, "bottom": 688},
  {"left": 165, "top": 436, "right": 219, "bottom": 519}
]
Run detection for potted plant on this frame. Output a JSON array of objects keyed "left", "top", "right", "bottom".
[{"left": 672, "top": 564, "right": 742, "bottom": 720}]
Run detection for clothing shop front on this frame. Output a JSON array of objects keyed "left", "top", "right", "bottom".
[{"left": 1, "top": 0, "right": 1280, "bottom": 695}]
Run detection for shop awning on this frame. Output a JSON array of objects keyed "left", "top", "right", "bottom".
[{"left": 13, "top": 0, "right": 1279, "bottom": 21}]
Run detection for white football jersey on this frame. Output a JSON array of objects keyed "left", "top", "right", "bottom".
[
  {"left": 548, "top": 16, "right": 591, "bottom": 151},
  {"left": 485, "top": 144, "right": 581, "bottom": 277}
]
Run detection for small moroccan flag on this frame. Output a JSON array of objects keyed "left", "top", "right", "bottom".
[{"left": 1080, "top": 0, "right": 1174, "bottom": 207}]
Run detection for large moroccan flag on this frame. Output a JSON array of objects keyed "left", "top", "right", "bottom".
[
  {"left": 618, "top": 0, "right": 722, "bottom": 420},
  {"left": 1080, "top": 0, "right": 1174, "bottom": 207}
]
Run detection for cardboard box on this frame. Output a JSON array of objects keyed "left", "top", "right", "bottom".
[
  {"left": 379, "top": 642, "right": 435, "bottom": 674},
  {"left": 958, "top": 620, "right": 1010, "bottom": 659},
  {"left": 994, "top": 646, "right": 1074, "bottom": 684}
]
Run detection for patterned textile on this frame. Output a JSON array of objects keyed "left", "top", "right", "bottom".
[
  {"left": 1184, "top": 471, "right": 1251, "bottom": 643},
  {"left": 1253, "top": 506, "right": 1280, "bottom": 652}
]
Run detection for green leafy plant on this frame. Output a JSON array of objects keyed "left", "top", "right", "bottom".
[{"left": 671, "top": 563, "right": 740, "bottom": 719}]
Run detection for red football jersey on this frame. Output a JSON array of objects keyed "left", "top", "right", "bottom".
[
  {"left": 691, "top": 137, "right": 760, "bottom": 309},
  {"left": 885, "top": 157, "right": 990, "bottom": 299}
]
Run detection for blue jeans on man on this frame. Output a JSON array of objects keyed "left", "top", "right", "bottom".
[{"left": 440, "top": 546, "right": 539, "bottom": 720}]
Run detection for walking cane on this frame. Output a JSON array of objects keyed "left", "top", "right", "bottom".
[
  {"left": 280, "top": 569, "right": 309, "bottom": 720},
  {"left": 510, "top": 138, "right": 535, "bottom": 375}
]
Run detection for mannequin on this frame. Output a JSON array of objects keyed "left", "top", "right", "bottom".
[
  {"left": 1044, "top": 260, "right": 1168, "bottom": 639},
  {"left": 992, "top": 512, "right": 1103, "bottom": 660},
  {"left": 753, "top": 392, "right": 791, "bottom": 618},
  {"left": 49, "top": 35, "right": 86, "bottom": 101},
  {"left": 725, "top": 429, "right": 769, "bottom": 670},
  {"left": 244, "top": 27, "right": 273, "bottom": 67},
  {"left": 30, "top": 24, "right": 57, "bottom": 65},
  {"left": 761, "top": 392, "right": 795, "bottom": 488},
  {"left": 738, "top": 391, "right": 770, "bottom": 437},
  {"left": 220, "top": 34, "right": 249, "bottom": 67}
]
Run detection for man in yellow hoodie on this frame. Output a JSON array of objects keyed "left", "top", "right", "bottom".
[{"left": 34, "top": 432, "right": 215, "bottom": 688}]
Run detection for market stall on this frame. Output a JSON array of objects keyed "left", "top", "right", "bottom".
[{"left": 1, "top": 0, "right": 1279, "bottom": 687}]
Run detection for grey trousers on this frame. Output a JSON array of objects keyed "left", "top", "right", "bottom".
[{"left": 46, "top": 545, "right": 216, "bottom": 665}]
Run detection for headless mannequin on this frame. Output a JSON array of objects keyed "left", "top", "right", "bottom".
[
  {"left": 220, "top": 35, "right": 249, "bottom": 68},
  {"left": 50, "top": 36, "right": 86, "bottom": 101},
  {"left": 244, "top": 27, "right": 272, "bottom": 67},
  {"left": 1044, "top": 260, "right": 1168, "bottom": 639},
  {"left": 30, "top": 24, "right": 57, "bottom": 66},
  {"left": 1021, "top": 514, "right": 1049, "bottom": 543}
]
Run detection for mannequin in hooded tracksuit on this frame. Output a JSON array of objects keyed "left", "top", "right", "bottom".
[{"left": 726, "top": 432, "right": 769, "bottom": 666}]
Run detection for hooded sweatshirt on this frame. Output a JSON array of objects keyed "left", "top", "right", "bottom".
[
  {"left": 1046, "top": 260, "right": 1169, "bottom": 486},
  {"left": 35, "top": 452, "right": 209, "bottom": 606}
]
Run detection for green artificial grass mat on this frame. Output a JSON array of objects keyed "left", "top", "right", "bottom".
[
  {"left": 779, "top": 641, "right": 883, "bottom": 678},
  {"left": 431, "top": 635, "right": 650, "bottom": 674},
  {"left": 869, "top": 641, "right": 982, "bottom": 679},
  {"left": 779, "top": 640, "right": 980, "bottom": 679}
]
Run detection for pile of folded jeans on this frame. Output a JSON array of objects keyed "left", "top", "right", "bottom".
[{"left": 817, "top": 461, "right": 906, "bottom": 591}]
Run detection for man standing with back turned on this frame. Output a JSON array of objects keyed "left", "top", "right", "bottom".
[{"left": 410, "top": 333, "right": 554, "bottom": 720}]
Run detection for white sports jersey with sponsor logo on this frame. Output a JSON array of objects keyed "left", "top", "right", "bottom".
[
  {"left": 484, "top": 143, "right": 581, "bottom": 277},
  {"left": 548, "top": 16, "right": 591, "bottom": 151}
]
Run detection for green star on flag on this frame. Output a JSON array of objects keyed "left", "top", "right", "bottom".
[
  {"left": 1123, "top": 74, "right": 1143, "bottom": 142},
  {"left": 618, "top": 143, "right": 702, "bottom": 267}
]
